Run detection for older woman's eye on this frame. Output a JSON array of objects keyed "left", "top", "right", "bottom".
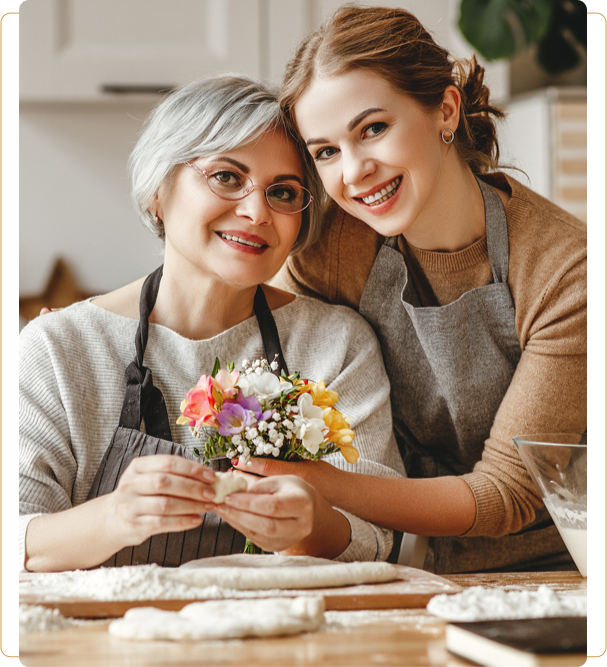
[
  {"left": 210, "top": 170, "right": 242, "bottom": 190},
  {"left": 314, "top": 146, "right": 339, "bottom": 162},
  {"left": 363, "top": 122, "right": 387, "bottom": 139}
]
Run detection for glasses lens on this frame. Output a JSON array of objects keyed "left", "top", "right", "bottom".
[
  {"left": 206, "top": 169, "right": 249, "bottom": 199},
  {"left": 266, "top": 183, "right": 311, "bottom": 213}
]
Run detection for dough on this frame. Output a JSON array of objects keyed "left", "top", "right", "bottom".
[
  {"left": 173, "top": 553, "right": 398, "bottom": 590},
  {"left": 108, "top": 596, "right": 325, "bottom": 641},
  {"left": 211, "top": 472, "right": 248, "bottom": 504}
]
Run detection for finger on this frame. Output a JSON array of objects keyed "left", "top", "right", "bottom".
[
  {"left": 129, "top": 455, "right": 216, "bottom": 482},
  {"left": 213, "top": 504, "right": 303, "bottom": 546},
  {"left": 224, "top": 487, "right": 309, "bottom": 520},
  {"left": 232, "top": 457, "right": 298, "bottom": 477},
  {"left": 137, "top": 513, "right": 203, "bottom": 537},
  {"left": 132, "top": 494, "right": 210, "bottom": 517},
  {"left": 128, "top": 471, "right": 217, "bottom": 502},
  {"left": 39, "top": 307, "right": 52, "bottom": 316}
]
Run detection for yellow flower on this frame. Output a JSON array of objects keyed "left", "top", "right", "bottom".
[
  {"left": 322, "top": 408, "right": 359, "bottom": 464},
  {"left": 309, "top": 380, "right": 338, "bottom": 407},
  {"left": 289, "top": 375, "right": 312, "bottom": 396}
]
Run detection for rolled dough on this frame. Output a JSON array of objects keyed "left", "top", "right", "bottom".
[
  {"left": 108, "top": 596, "right": 325, "bottom": 641},
  {"left": 211, "top": 472, "right": 248, "bottom": 503},
  {"left": 173, "top": 554, "right": 398, "bottom": 590}
]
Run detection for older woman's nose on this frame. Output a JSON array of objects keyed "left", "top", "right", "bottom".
[{"left": 234, "top": 188, "right": 273, "bottom": 225}]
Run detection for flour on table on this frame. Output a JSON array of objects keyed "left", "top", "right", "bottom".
[
  {"left": 108, "top": 596, "right": 325, "bottom": 641},
  {"left": 426, "top": 585, "right": 587, "bottom": 621},
  {"left": 211, "top": 472, "right": 248, "bottom": 504},
  {"left": 19, "top": 604, "right": 74, "bottom": 634},
  {"left": 20, "top": 555, "right": 398, "bottom": 601}
]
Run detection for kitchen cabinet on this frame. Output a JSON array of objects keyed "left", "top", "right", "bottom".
[{"left": 20, "top": 0, "right": 263, "bottom": 101}]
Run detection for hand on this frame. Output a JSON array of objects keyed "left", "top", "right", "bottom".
[
  {"left": 105, "top": 455, "right": 218, "bottom": 549},
  {"left": 232, "top": 457, "right": 337, "bottom": 498},
  {"left": 39, "top": 307, "right": 61, "bottom": 315},
  {"left": 205, "top": 473, "right": 350, "bottom": 557}
]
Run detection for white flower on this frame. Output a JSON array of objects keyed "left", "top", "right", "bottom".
[
  {"left": 238, "top": 371, "right": 292, "bottom": 401},
  {"left": 272, "top": 412, "right": 281, "bottom": 422},
  {"left": 268, "top": 429, "right": 278, "bottom": 441},
  {"left": 241, "top": 359, "right": 249, "bottom": 368},
  {"left": 248, "top": 428, "right": 259, "bottom": 439},
  {"left": 276, "top": 436, "right": 284, "bottom": 448},
  {"left": 253, "top": 436, "right": 265, "bottom": 447},
  {"left": 272, "top": 447, "right": 280, "bottom": 457},
  {"left": 232, "top": 434, "right": 243, "bottom": 445},
  {"left": 258, "top": 421, "right": 269, "bottom": 432},
  {"left": 270, "top": 360, "right": 279, "bottom": 371},
  {"left": 282, "top": 419, "right": 294, "bottom": 430},
  {"left": 293, "top": 392, "right": 328, "bottom": 455}
]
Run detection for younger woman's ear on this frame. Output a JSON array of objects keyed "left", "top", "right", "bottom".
[{"left": 440, "top": 85, "right": 461, "bottom": 128}]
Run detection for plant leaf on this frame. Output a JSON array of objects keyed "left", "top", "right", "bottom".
[
  {"left": 458, "top": 0, "right": 553, "bottom": 61},
  {"left": 211, "top": 357, "right": 221, "bottom": 378}
]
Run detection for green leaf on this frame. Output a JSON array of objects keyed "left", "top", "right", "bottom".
[
  {"left": 193, "top": 448, "right": 200, "bottom": 457},
  {"left": 228, "top": 362, "right": 235, "bottom": 372},
  {"left": 211, "top": 357, "right": 221, "bottom": 378},
  {"left": 458, "top": 0, "right": 553, "bottom": 61}
]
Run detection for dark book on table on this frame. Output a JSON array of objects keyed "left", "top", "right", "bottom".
[{"left": 446, "top": 616, "right": 587, "bottom": 667}]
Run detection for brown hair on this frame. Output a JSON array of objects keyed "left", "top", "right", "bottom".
[{"left": 280, "top": 4, "right": 505, "bottom": 174}]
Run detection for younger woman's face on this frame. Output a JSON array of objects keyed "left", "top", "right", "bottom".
[{"left": 294, "top": 69, "right": 447, "bottom": 239}]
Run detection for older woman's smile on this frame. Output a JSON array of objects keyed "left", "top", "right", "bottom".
[{"left": 216, "top": 230, "right": 268, "bottom": 253}]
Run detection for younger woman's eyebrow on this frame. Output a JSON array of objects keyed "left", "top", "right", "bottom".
[{"left": 305, "top": 107, "right": 386, "bottom": 146}]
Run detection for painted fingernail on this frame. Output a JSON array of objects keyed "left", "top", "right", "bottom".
[{"left": 231, "top": 458, "right": 239, "bottom": 467}]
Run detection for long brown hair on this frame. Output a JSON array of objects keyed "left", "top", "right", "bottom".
[{"left": 280, "top": 4, "right": 505, "bottom": 174}]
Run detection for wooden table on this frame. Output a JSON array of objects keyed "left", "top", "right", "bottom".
[{"left": 20, "top": 571, "right": 586, "bottom": 667}]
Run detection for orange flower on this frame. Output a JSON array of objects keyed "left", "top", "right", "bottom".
[
  {"left": 322, "top": 407, "right": 359, "bottom": 464},
  {"left": 309, "top": 380, "right": 338, "bottom": 407},
  {"left": 176, "top": 374, "right": 218, "bottom": 428}
]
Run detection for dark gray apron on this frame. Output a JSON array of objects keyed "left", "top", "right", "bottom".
[
  {"left": 359, "top": 178, "right": 572, "bottom": 573},
  {"left": 87, "top": 265, "right": 288, "bottom": 567}
]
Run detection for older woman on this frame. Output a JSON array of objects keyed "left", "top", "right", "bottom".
[{"left": 19, "top": 75, "right": 405, "bottom": 572}]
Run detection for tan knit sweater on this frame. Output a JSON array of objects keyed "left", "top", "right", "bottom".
[{"left": 273, "top": 173, "right": 587, "bottom": 538}]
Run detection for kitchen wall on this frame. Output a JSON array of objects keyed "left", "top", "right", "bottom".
[{"left": 20, "top": 0, "right": 579, "bottom": 309}]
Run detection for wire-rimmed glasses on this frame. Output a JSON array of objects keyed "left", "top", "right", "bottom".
[{"left": 184, "top": 162, "right": 313, "bottom": 214}]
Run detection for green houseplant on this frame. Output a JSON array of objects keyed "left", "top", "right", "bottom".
[{"left": 458, "top": 0, "right": 587, "bottom": 73}]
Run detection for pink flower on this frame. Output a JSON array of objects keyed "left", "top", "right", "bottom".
[
  {"left": 211, "top": 369, "right": 240, "bottom": 399},
  {"left": 176, "top": 374, "right": 218, "bottom": 428}
]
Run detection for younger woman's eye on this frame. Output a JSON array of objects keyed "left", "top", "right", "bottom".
[
  {"left": 362, "top": 122, "right": 387, "bottom": 139},
  {"left": 314, "top": 146, "right": 339, "bottom": 161}
]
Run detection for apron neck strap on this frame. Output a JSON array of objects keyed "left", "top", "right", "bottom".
[
  {"left": 253, "top": 285, "right": 289, "bottom": 377},
  {"left": 476, "top": 176, "right": 510, "bottom": 284}
]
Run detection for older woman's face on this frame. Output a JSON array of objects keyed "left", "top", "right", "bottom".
[{"left": 155, "top": 129, "right": 304, "bottom": 288}]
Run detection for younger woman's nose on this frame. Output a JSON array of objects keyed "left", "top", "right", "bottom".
[{"left": 341, "top": 148, "right": 376, "bottom": 186}]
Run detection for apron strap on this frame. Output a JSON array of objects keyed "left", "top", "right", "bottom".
[
  {"left": 118, "top": 266, "right": 172, "bottom": 440},
  {"left": 476, "top": 176, "right": 510, "bottom": 285},
  {"left": 253, "top": 285, "right": 289, "bottom": 377}
]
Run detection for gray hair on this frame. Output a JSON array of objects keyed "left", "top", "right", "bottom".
[{"left": 128, "top": 74, "right": 324, "bottom": 254}]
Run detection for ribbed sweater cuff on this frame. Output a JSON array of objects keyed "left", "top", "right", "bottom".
[
  {"left": 459, "top": 473, "right": 506, "bottom": 537},
  {"left": 333, "top": 509, "right": 391, "bottom": 562}
]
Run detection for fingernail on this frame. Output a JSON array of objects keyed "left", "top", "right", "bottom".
[
  {"left": 199, "top": 467, "right": 216, "bottom": 482},
  {"left": 202, "top": 489, "right": 216, "bottom": 501}
]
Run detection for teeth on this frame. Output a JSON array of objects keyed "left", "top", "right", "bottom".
[
  {"left": 219, "top": 233, "right": 263, "bottom": 248},
  {"left": 362, "top": 177, "right": 401, "bottom": 205}
]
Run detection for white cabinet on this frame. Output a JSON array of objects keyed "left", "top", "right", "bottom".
[
  {"left": 20, "top": 0, "right": 262, "bottom": 101},
  {"left": 499, "top": 88, "right": 587, "bottom": 223}
]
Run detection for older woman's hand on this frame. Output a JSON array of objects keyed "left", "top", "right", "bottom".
[
  {"left": 205, "top": 473, "right": 351, "bottom": 558},
  {"left": 106, "top": 455, "right": 217, "bottom": 549}
]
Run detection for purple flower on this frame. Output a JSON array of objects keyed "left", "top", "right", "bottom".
[
  {"left": 226, "top": 393, "right": 273, "bottom": 422},
  {"left": 216, "top": 403, "right": 255, "bottom": 436}
]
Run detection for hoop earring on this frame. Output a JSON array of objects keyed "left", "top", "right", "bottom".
[{"left": 441, "top": 129, "right": 454, "bottom": 144}]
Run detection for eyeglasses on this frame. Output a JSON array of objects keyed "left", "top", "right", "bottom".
[{"left": 184, "top": 162, "right": 313, "bottom": 214}]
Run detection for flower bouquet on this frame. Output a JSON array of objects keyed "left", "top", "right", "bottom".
[{"left": 176, "top": 357, "right": 359, "bottom": 465}]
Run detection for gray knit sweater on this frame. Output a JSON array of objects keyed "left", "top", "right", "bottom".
[{"left": 19, "top": 296, "right": 405, "bottom": 570}]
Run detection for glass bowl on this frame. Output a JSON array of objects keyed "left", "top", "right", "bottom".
[{"left": 513, "top": 433, "right": 587, "bottom": 577}]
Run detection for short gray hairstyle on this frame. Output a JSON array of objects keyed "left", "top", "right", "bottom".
[{"left": 128, "top": 74, "right": 324, "bottom": 254}]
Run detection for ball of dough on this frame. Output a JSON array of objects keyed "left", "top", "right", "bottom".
[{"left": 211, "top": 471, "right": 248, "bottom": 504}]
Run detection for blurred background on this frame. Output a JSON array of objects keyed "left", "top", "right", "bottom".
[{"left": 19, "top": 0, "right": 587, "bottom": 327}]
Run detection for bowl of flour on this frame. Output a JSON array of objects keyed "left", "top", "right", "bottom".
[{"left": 513, "top": 433, "right": 587, "bottom": 576}]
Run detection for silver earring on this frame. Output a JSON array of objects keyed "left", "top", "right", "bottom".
[
  {"left": 152, "top": 213, "right": 158, "bottom": 223},
  {"left": 441, "top": 129, "right": 454, "bottom": 144}
]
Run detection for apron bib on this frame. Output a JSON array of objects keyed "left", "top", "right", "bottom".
[
  {"left": 87, "top": 266, "right": 288, "bottom": 567},
  {"left": 360, "top": 178, "right": 572, "bottom": 573}
]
